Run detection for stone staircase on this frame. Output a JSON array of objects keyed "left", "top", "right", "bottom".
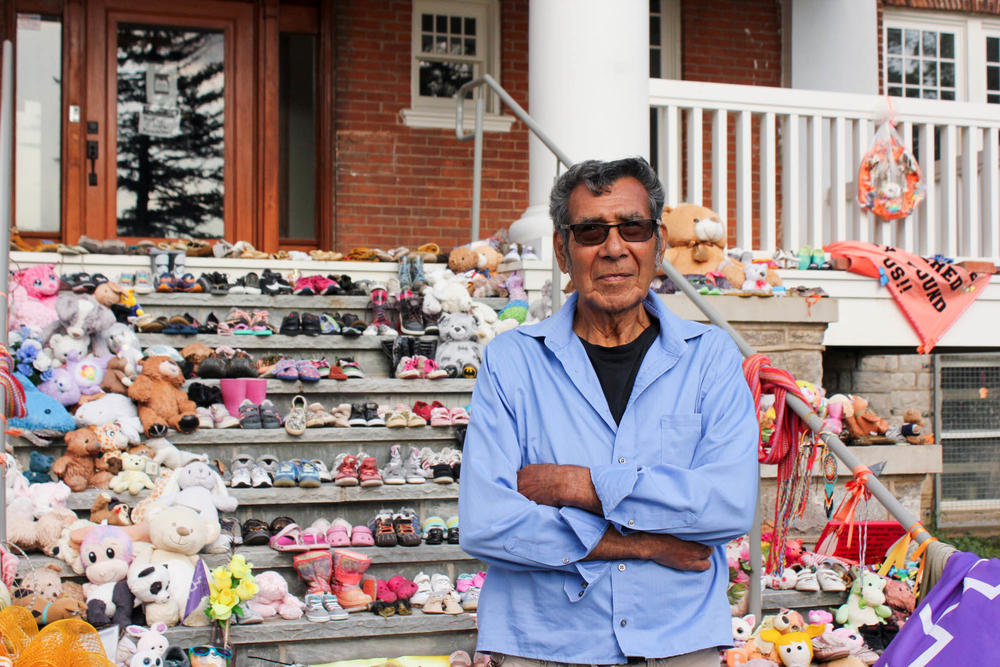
[{"left": 10, "top": 288, "right": 846, "bottom": 664}]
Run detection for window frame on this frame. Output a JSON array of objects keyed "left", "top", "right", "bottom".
[
  {"left": 401, "top": 0, "right": 513, "bottom": 132},
  {"left": 649, "top": 0, "right": 680, "bottom": 81},
  {"left": 882, "top": 9, "right": 967, "bottom": 102},
  {"left": 985, "top": 24, "right": 1000, "bottom": 104}
]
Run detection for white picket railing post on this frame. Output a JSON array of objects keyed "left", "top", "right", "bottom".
[
  {"left": 962, "top": 125, "right": 981, "bottom": 258},
  {"left": 712, "top": 109, "right": 728, "bottom": 224},
  {"left": 920, "top": 122, "right": 937, "bottom": 257},
  {"left": 760, "top": 112, "right": 777, "bottom": 252},
  {"left": 687, "top": 107, "right": 703, "bottom": 205},
  {"left": 782, "top": 114, "right": 801, "bottom": 252},
  {"left": 830, "top": 116, "right": 848, "bottom": 245},
  {"left": 735, "top": 110, "right": 753, "bottom": 251},
  {"left": 941, "top": 124, "right": 959, "bottom": 258},
  {"left": 899, "top": 121, "right": 917, "bottom": 252},
  {"left": 808, "top": 115, "right": 824, "bottom": 249},
  {"left": 984, "top": 127, "right": 1000, "bottom": 260}
]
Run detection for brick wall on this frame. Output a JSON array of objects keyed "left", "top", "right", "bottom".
[
  {"left": 333, "top": 0, "right": 529, "bottom": 252},
  {"left": 679, "top": 0, "right": 783, "bottom": 247}
]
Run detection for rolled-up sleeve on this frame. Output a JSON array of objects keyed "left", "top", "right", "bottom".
[
  {"left": 459, "top": 344, "right": 610, "bottom": 581},
  {"left": 590, "top": 333, "right": 758, "bottom": 546}
]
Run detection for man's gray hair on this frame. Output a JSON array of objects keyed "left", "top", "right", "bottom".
[{"left": 549, "top": 157, "right": 666, "bottom": 262}]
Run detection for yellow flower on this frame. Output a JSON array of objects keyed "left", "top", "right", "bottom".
[
  {"left": 216, "top": 587, "right": 239, "bottom": 609},
  {"left": 212, "top": 566, "right": 232, "bottom": 590},
  {"left": 228, "top": 555, "right": 252, "bottom": 580},
  {"left": 235, "top": 577, "right": 258, "bottom": 602},
  {"left": 211, "top": 602, "right": 232, "bottom": 621}
]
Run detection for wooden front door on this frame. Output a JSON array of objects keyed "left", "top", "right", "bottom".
[{"left": 82, "top": 0, "right": 255, "bottom": 245}]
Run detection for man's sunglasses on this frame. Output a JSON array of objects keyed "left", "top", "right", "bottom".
[{"left": 566, "top": 218, "right": 659, "bottom": 246}]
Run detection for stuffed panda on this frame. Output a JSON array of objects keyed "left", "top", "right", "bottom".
[{"left": 127, "top": 563, "right": 179, "bottom": 626}]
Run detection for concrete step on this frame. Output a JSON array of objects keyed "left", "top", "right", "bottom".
[{"left": 761, "top": 588, "right": 848, "bottom": 612}]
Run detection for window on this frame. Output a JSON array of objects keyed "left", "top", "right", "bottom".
[
  {"left": 279, "top": 32, "right": 317, "bottom": 241},
  {"left": 649, "top": 0, "right": 680, "bottom": 80},
  {"left": 15, "top": 13, "right": 62, "bottom": 233},
  {"left": 988, "top": 35, "right": 999, "bottom": 104},
  {"left": 883, "top": 10, "right": 1000, "bottom": 104},
  {"left": 885, "top": 26, "right": 957, "bottom": 100},
  {"left": 401, "top": 0, "right": 512, "bottom": 131}
]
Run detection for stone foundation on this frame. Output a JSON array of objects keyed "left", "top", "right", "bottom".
[{"left": 823, "top": 350, "right": 933, "bottom": 425}]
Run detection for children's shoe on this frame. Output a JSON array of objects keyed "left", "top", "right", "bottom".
[
  {"left": 132, "top": 270, "right": 154, "bottom": 294},
  {"left": 279, "top": 312, "right": 301, "bottom": 336},
  {"left": 347, "top": 402, "right": 367, "bottom": 427},
  {"left": 411, "top": 256, "right": 428, "bottom": 291},
  {"left": 381, "top": 445, "right": 406, "bottom": 484},
  {"left": 238, "top": 399, "right": 262, "bottom": 429},
  {"left": 210, "top": 403, "right": 241, "bottom": 429},
  {"left": 396, "top": 356, "right": 421, "bottom": 379},
  {"left": 364, "top": 402, "right": 385, "bottom": 427},
  {"left": 304, "top": 593, "right": 330, "bottom": 622},
  {"left": 195, "top": 406, "right": 214, "bottom": 429},
  {"left": 384, "top": 408, "right": 408, "bottom": 429},
  {"left": 403, "top": 446, "right": 428, "bottom": 484},
  {"left": 366, "top": 285, "right": 397, "bottom": 337},
  {"left": 430, "top": 406, "right": 452, "bottom": 427},
  {"left": 397, "top": 256, "right": 413, "bottom": 293},
  {"left": 285, "top": 395, "right": 308, "bottom": 436},
  {"left": 296, "top": 359, "right": 322, "bottom": 382},
  {"left": 358, "top": 453, "right": 383, "bottom": 487},
  {"left": 422, "top": 357, "right": 448, "bottom": 380},
  {"left": 521, "top": 245, "right": 539, "bottom": 261},
  {"left": 422, "top": 517, "right": 446, "bottom": 544},
  {"left": 319, "top": 312, "right": 341, "bottom": 335},
  {"left": 371, "top": 510, "right": 397, "bottom": 547},
  {"left": 338, "top": 358, "right": 365, "bottom": 379},
  {"left": 274, "top": 358, "right": 299, "bottom": 381},
  {"left": 410, "top": 572, "right": 432, "bottom": 606},
  {"left": 301, "top": 313, "right": 322, "bottom": 336},
  {"left": 322, "top": 593, "right": 349, "bottom": 620},
  {"left": 273, "top": 460, "right": 299, "bottom": 487},
  {"left": 338, "top": 313, "right": 365, "bottom": 336},
  {"left": 310, "top": 458, "right": 333, "bottom": 483},
  {"left": 328, "top": 364, "right": 349, "bottom": 381},
  {"left": 399, "top": 295, "right": 425, "bottom": 335},
  {"left": 293, "top": 276, "right": 316, "bottom": 296},
  {"left": 394, "top": 508, "right": 422, "bottom": 547},
  {"left": 446, "top": 516, "right": 460, "bottom": 544},
  {"left": 298, "top": 460, "right": 322, "bottom": 488},
  {"left": 330, "top": 403, "right": 352, "bottom": 427},
  {"left": 334, "top": 453, "right": 359, "bottom": 486},
  {"left": 449, "top": 406, "right": 470, "bottom": 425},
  {"left": 306, "top": 402, "right": 336, "bottom": 428},
  {"left": 259, "top": 400, "right": 283, "bottom": 429}
]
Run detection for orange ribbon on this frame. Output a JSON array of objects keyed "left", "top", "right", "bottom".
[{"left": 831, "top": 464, "right": 873, "bottom": 549}]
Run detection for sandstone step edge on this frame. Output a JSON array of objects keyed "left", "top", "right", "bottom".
[
  {"left": 169, "top": 426, "right": 459, "bottom": 445},
  {"left": 139, "top": 292, "right": 507, "bottom": 310},
  {"left": 180, "top": 378, "right": 476, "bottom": 394}
]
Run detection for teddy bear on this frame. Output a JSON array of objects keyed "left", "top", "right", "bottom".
[
  {"left": 90, "top": 492, "right": 133, "bottom": 527},
  {"left": 101, "top": 356, "right": 133, "bottom": 395},
  {"left": 435, "top": 312, "right": 483, "bottom": 379},
  {"left": 12, "top": 562, "right": 88, "bottom": 627},
  {"left": 845, "top": 395, "right": 889, "bottom": 439},
  {"left": 662, "top": 204, "right": 746, "bottom": 289},
  {"left": 127, "top": 564, "right": 178, "bottom": 627},
  {"left": 470, "top": 300, "right": 517, "bottom": 344},
  {"left": 901, "top": 408, "right": 934, "bottom": 445},
  {"left": 116, "top": 623, "right": 169, "bottom": 667},
  {"left": 247, "top": 570, "right": 305, "bottom": 620},
  {"left": 740, "top": 254, "right": 773, "bottom": 294},
  {"left": 22, "top": 451, "right": 54, "bottom": 484},
  {"left": 74, "top": 393, "right": 144, "bottom": 443},
  {"left": 473, "top": 244, "right": 503, "bottom": 274},
  {"left": 152, "top": 460, "right": 237, "bottom": 548},
  {"left": 38, "top": 367, "right": 83, "bottom": 407},
  {"left": 145, "top": 437, "right": 207, "bottom": 471},
  {"left": 46, "top": 332, "right": 90, "bottom": 367},
  {"left": 110, "top": 453, "right": 157, "bottom": 495},
  {"left": 52, "top": 426, "right": 112, "bottom": 492},
  {"left": 129, "top": 504, "right": 211, "bottom": 627},
  {"left": 127, "top": 355, "right": 199, "bottom": 437},
  {"left": 48, "top": 292, "right": 117, "bottom": 356},
  {"left": 448, "top": 246, "right": 478, "bottom": 274},
  {"left": 100, "top": 322, "right": 143, "bottom": 370},
  {"left": 34, "top": 506, "right": 79, "bottom": 558},
  {"left": 8, "top": 264, "right": 61, "bottom": 335},
  {"left": 81, "top": 523, "right": 142, "bottom": 628},
  {"left": 527, "top": 279, "right": 553, "bottom": 323}
]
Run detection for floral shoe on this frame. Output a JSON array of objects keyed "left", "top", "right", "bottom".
[{"left": 284, "top": 395, "right": 308, "bottom": 436}]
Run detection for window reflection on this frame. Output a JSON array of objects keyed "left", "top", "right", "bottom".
[{"left": 116, "top": 25, "right": 225, "bottom": 238}]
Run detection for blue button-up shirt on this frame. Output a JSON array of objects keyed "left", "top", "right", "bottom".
[{"left": 459, "top": 290, "right": 758, "bottom": 663}]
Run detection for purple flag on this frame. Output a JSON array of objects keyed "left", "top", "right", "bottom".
[{"left": 877, "top": 552, "right": 1000, "bottom": 666}]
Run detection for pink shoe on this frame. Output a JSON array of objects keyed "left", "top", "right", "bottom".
[
  {"left": 326, "top": 518, "right": 352, "bottom": 547},
  {"left": 430, "top": 406, "right": 452, "bottom": 427},
  {"left": 449, "top": 406, "right": 470, "bottom": 425},
  {"left": 312, "top": 275, "right": 338, "bottom": 295},
  {"left": 396, "top": 356, "right": 421, "bottom": 379},
  {"left": 293, "top": 276, "right": 316, "bottom": 296},
  {"left": 421, "top": 356, "right": 448, "bottom": 380},
  {"left": 351, "top": 525, "right": 375, "bottom": 546}
]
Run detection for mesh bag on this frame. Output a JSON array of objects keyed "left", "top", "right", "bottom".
[
  {"left": 15, "top": 618, "right": 114, "bottom": 667},
  {"left": 0, "top": 606, "right": 36, "bottom": 659}
]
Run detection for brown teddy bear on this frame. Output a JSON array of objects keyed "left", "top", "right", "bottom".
[
  {"left": 845, "top": 395, "right": 889, "bottom": 438},
  {"left": 35, "top": 507, "right": 79, "bottom": 558},
  {"left": 448, "top": 247, "right": 478, "bottom": 273},
  {"left": 51, "top": 427, "right": 112, "bottom": 492},
  {"left": 902, "top": 408, "right": 934, "bottom": 445},
  {"left": 663, "top": 204, "right": 745, "bottom": 288},
  {"left": 90, "top": 492, "right": 133, "bottom": 526},
  {"left": 100, "top": 356, "right": 132, "bottom": 395},
  {"left": 13, "top": 562, "right": 88, "bottom": 627},
  {"left": 127, "top": 356, "right": 199, "bottom": 437}
]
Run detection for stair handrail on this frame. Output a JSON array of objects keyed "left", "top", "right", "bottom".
[{"left": 455, "top": 73, "right": 570, "bottom": 311}]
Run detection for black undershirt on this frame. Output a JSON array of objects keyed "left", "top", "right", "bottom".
[{"left": 579, "top": 318, "right": 660, "bottom": 424}]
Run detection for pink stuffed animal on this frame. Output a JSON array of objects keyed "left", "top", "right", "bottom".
[
  {"left": 247, "top": 570, "right": 305, "bottom": 620},
  {"left": 9, "top": 264, "right": 61, "bottom": 334}
]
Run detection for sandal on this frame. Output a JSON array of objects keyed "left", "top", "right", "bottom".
[
  {"left": 301, "top": 519, "right": 330, "bottom": 547},
  {"left": 242, "top": 518, "right": 270, "bottom": 546},
  {"left": 269, "top": 522, "right": 307, "bottom": 551},
  {"left": 250, "top": 310, "right": 274, "bottom": 336},
  {"left": 259, "top": 399, "right": 283, "bottom": 429},
  {"left": 326, "top": 518, "right": 352, "bottom": 547},
  {"left": 285, "top": 395, "right": 308, "bottom": 436},
  {"left": 238, "top": 399, "right": 262, "bottom": 429},
  {"left": 274, "top": 358, "right": 299, "bottom": 381}
]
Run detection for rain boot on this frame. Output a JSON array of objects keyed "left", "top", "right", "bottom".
[
  {"left": 332, "top": 548, "right": 373, "bottom": 611},
  {"left": 293, "top": 549, "right": 333, "bottom": 595}
]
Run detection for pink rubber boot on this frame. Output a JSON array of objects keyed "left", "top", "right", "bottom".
[
  {"left": 220, "top": 378, "right": 247, "bottom": 417},
  {"left": 245, "top": 378, "right": 267, "bottom": 405}
]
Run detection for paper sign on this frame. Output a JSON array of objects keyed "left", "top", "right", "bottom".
[
  {"left": 138, "top": 106, "right": 181, "bottom": 137},
  {"left": 146, "top": 67, "right": 178, "bottom": 107}
]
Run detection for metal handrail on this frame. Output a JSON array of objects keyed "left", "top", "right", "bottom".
[
  {"left": 0, "top": 41, "right": 14, "bottom": 544},
  {"left": 455, "top": 73, "right": 569, "bottom": 311}
]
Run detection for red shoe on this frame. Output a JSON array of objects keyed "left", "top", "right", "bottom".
[
  {"left": 334, "top": 453, "right": 359, "bottom": 486},
  {"left": 358, "top": 454, "right": 383, "bottom": 488}
]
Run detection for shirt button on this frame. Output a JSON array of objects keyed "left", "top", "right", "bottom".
[
  {"left": 620, "top": 619, "right": 627, "bottom": 627},
  {"left": 562, "top": 557, "right": 569, "bottom": 564},
  {"left": 578, "top": 591, "right": 584, "bottom": 597},
  {"left": 618, "top": 457, "right": 626, "bottom": 464},
  {"left": 627, "top": 520, "right": 635, "bottom": 527},
  {"left": 618, "top": 563, "right": 626, "bottom": 572}
]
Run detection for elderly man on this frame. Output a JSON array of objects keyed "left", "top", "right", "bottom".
[{"left": 458, "top": 157, "right": 758, "bottom": 666}]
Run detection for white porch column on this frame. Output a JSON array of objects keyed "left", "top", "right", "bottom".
[
  {"left": 790, "top": 0, "right": 878, "bottom": 94},
  {"left": 507, "top": 0, "right": 650, "bottom": 265}
]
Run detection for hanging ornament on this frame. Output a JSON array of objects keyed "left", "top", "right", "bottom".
[
  {"left": 823, "top": 448, "right": 837, "bottom": 519},
  {"left": 857, "top": 114, "right": 924, "bottom": 221}
]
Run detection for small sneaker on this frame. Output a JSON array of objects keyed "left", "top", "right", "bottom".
[
  {"left": 381, "top": 445, "right": 406, "bottom": 484},
  {"left": 304, "top": 593, "right": 330, "bottom": 622},
  {"left": 133, "top": 270, "right": 154, "bottom": 294},
  {"left": 334, "top": 453, "right": 359, "bottom": 486},
  {"left": 210, "top": 403, "right": 240, "bottom": 429},
  {"left": 195, "top": 406, "right": 214, "bottom": 429},
  {"left": 421, "top": 356, "right": 448, "bottom": 380},
  {"left": 347, "top": 402, "right": 368, "bottom": 427},
  {"left": 521, "top": 245, "right": 539, "bottom": 261},
  {"left": 399, "top": 295, "right": 425, "bottom": 335},
  {"left": 364, "top": 402, "right": 385, "bottom": 427},
  {"left": 403, "top": 446, "right": 428, "bottom": 484},
  {"left": 358, "top": 453, "right": 383, "bottom": 487},
  {"left": 322, "top": 593, "right": 349, "bottom": 620},
  {"left": 238, "top": 399, "right": 262, "bottom": 429},
  {"left": 396, "top": 356, "right": 421, "bottom": 379},
  {"left": 338, "top": 358, "right": 365, "bottom": 379}
]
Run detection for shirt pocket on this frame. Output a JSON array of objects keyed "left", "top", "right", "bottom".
[{"left": 659, "top": 413, "right": 703, "bottom": 468}]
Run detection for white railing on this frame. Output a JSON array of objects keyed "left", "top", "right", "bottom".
[{"left": 650, "top": 79, "right": 1000, "bottom": 261}]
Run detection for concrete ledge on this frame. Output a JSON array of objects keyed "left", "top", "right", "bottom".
[{"left": 658, "top": 293, "right": 838, "bottom": 323}]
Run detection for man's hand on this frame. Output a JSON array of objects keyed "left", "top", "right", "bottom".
[
  {"left": 639, "top": 533, "right": 713, "bottom": 572},
  {"left": 517, "top": 464, "right": 602, "bottom": 514}
]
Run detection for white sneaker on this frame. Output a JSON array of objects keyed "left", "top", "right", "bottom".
[
  {"left": 411, "top": 572, "right": 432, "bottom": 606},
  {"left": 210, "top": 404, "right": 240, "bottom": 429},
  {"left": 195, "top": 407, "right": 214, "bottom": 429},
  {"left": 521, "top": 245, "right": 539, "bottom": 261}
]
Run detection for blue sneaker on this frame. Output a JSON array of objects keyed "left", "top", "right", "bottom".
[
  {"left": 298, "top": 460, "right": 322, "bottom": 488},
  {"left": 273, "top": 460, "right": 299, "bottom": 487}
]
